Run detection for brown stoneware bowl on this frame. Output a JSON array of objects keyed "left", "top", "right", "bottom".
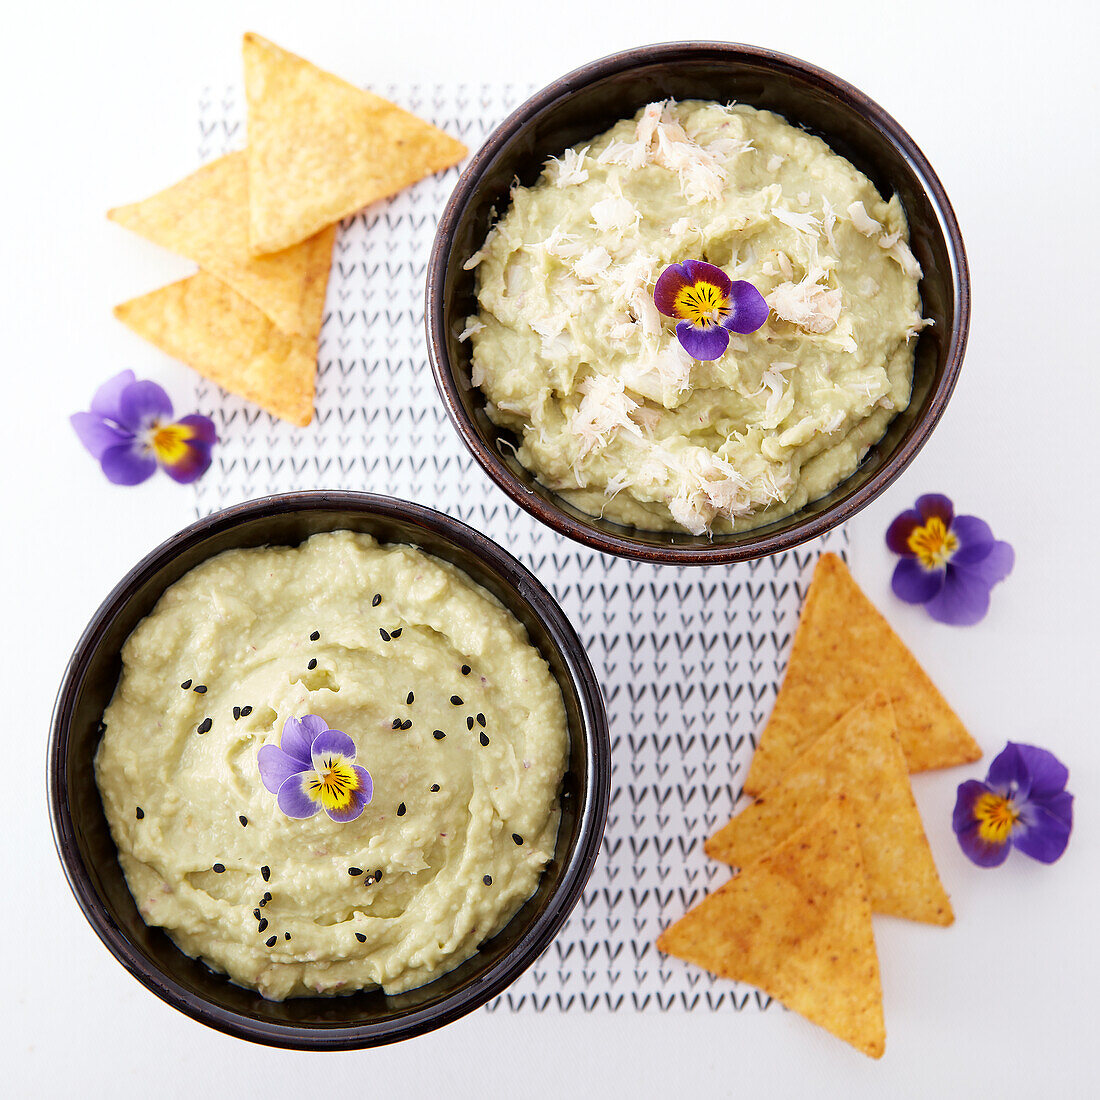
[
  {"left": 426, "top": 42, "right": 969, "bottom": 564},
  {"left": 48, "top": 492, "right": 610, "bottom": 1050}
]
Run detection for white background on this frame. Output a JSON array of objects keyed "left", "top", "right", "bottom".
[{"left": 4, "top": 0, "right": 1099, "bottom": 1095}]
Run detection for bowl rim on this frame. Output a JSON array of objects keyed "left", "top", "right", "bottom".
[
  {"left": 47, "top": 490, "right": 611, "bottom": 1050},
  {"left": 426, "top": 40, "right": 970, "bottom": 565}
]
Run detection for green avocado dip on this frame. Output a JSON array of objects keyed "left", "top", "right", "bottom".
[{"left": 462, "top": 99, "right": 926, "bottom": 535}]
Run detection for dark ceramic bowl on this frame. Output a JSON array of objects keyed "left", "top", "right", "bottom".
[
  {"left": 427, "top": 42, "right": 969, "bottom": 564},
  {"left": 48, "top": 492, "right": 610, "bottom": 1050}
]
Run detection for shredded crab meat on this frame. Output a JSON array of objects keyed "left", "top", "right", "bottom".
[
  {"left": 766, "top": 268, "right": 843, "bottom": 334},
  {"left": 821, "top": 198, "right": 839, "bottom": 252},
  {"left": 457, "top": 319, "right": 485, "bottom": 342},
  {"left": 591, "top": 196, "right": 638, "bottom": 233},
  {"left": 569, "top": 374, "right": 640, "bottom": 460},
  {"left": 551, "top": 145, "right": 590, "bottom": 188},
  {"left": 572, "top": 246, "right": 613, "bottom": 281},
  {"left": 772, "top": 207, "right": 822, "bottom": 236},
  {"left": 847, "top": 200, "right": 883, "bottom": 236},
  {"left": 747, "top": 361, "right": 798, "bottom": 423},
  {"left": 462, "top": 226, "right": 498, "bottom": 271}
]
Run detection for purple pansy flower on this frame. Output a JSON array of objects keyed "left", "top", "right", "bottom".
[
  {"left": 653, "top": 259, "right": 768, "bottom": 361},
  {"left": 953, "top": 743, "right": 1073, "bottom": 868},
  {"left": 886, "top": 493, "right": 1014, "bottom": 626},
  {"left": 258, "top": 715, "right": 373, "bottom": 823},
  {"left": 71, "top": 370, "right": 216, "bottom": 485}
]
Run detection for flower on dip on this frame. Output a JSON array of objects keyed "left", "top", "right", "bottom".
[
  {"left": 70, "top": 370, "right": 216, "bottom": 485},
  {"left": 885, "top": 493, "right": 1014, "bottom": 626},
  {"left": 953, "top": 743, "right": 1073, "bottom": 868},
  {"left": 258, "top": 715, "right": 373, "bottom": 823},
  {"left": 653, "top": 259, "right": 768, "bottom": 361}
]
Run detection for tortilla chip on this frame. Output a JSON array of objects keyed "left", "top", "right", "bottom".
[
  {"left": 708, "top": 692, "right": 953, "bottom": 925},
  {"left": 114, "top": 272, "right": 315, "bottom": 426},
  {"left": 108, "top": 152, "right": 335, "bottom": 337},
  {"left": 243, "top": 33, "right": 468, "bottom": 254},
  {"left": 659, "top": 797, "right": 885, "bottom": 1059},
  {"left": 745, "top": 553, "right": 980, "bottom": 795}
]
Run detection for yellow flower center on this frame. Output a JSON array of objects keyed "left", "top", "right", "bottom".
[
  {"left": 674, "top": 280, "right": 727, "bottom": 327},
  {"left": 307, "top": 757, "right": 360, "bottom": 812},
  {"left": 147, "top": 421, "right": 191, "bottom": 465},
  {"left": 907, "top": 516, "right": 959, "bottom": 569},
  {"left": 974, "top": 791, "right": 1020, "bottom": 846}
]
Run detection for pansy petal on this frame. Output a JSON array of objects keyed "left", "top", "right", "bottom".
[
  {"left": 117, "top": 379, "right": 173, "bottom": 432},
  {"left": 71, "top": 412, "right": 132, "bottom": 461},
  {"left": 682, "top": 259, "right": 733, "bottom": 298},
  {"left": 923, "top": 567, "right": 992, "bottom": 626},
  {"left": 1013, "top": 794, "right": 1073, "bottom": 863},
  {"left": 278, "top": 772, "right": 322, "bottom": 819},
  {"left": 949, "top": 514, "right": 994, "bottom": 559},
  {"left": 653, "top": 264, "right": 693, "bottom": 317},
  {"left": 891, "top": 557, "right": 946, "bottom": 605},
  {"left": 89, "top": 370, "right": 136, "bottom": 422},
  {"left": 257, "top": 745, "right": 307, "bottom": 795},
  {"left": 175, "top": 413, "right": 218, "bottom": 446},
  {"left": 953, "top": 539, "right": 1014, "bottom": 587},
  {"left": 988, "top": 742, "right": 1068, "bottom": 801},
  {"left": 885, "top": 509, "right": 923, "bottom": 555},
  {"left": 297, "top": 715, "right": 330, "bottom": 741},
  {"left": 311, "top": 728, "right": 357, "bottom": 766},
  {"left": 279, "top": 716, "right": 316, "bottom": 767},
  {"left": 953, "top": 781, "right": 1013, "bottom": 867},
  {"left": 160, "top": 441, "right": 213, "bottom": 485},
  {"left": 915, "top": 493, "right": 954, "bottom": 528},
  {"left": 675, "top": 320, "right": 729, "bottom": 361},
  {"left": 724, "top": 280, "right": 769, "bottom": 334},
  {"left": 100, "top": 442, "right": 156, "bottom": 486},
  {"left": 325, "top": 767, "right": 373, "bottom": 823}
]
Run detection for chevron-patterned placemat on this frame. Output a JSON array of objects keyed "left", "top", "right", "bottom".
[{"left": 193, "top": 82, "right": 847, "bottom": 1014}]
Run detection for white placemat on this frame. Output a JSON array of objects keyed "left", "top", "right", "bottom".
[{"left": 192, "top": 82, "right": 847, "bottom": 1014}]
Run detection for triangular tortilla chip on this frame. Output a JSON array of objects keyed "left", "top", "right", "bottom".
[
  {"left": 745, "top": 553, "right": 980, "bottom": 795},
  {"left": 108, "top": 152, "right": 335, "bottom": 337},
  {"left": 243, "top": 33, "right": 467, "bottom": 254},
  {"left": 708, "top": 692, "right": 953, "bottom": 926},
  {"left": 659, "top": 797, "right": 885, "bottom": 1059},
  {"left": 114, "top": 272, "right": 316, "bottom": 426}
]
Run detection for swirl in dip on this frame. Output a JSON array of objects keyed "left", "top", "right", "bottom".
[
  {"left": 94, "top": 531, "right": 568, "bottom": 999},
  {"left": 463, "top": 99, "right": 927, "bottom": 535}
]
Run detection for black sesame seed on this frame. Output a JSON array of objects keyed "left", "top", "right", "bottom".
[
  {"left": 307, "top": 658, "right": 317, "bottom": 670},
  {"left": 483, "top": 875, "right": 493, "bottom": 886},
  {"left": 397, "top": 803, "right": 406, "bottom": 816},
  {"left": 391, "top": 628, "right": 402, "bottom": 639},
  {"left": 212, "top": 863, "right": 225, "bottom": 873},
  {"left": 349, "top": 867, "right": 363, "bottom": 876},
  {"left": 392, "top": 718, "right": 402, "bottom": 730},
  {"left": 180, "top": 679, "right": 192, "bottom": 690},
  {"left": 253, "top": 908, "right": 261, "bottom": 920},
  {"left": 430, "top": 784, "right": 440, "bottom": 793},
  {"left": 259, "top": 897, "right": 268, "bottom": 907},
  {"left": 239, "top": 815, "right": 248, "bottom": 827},
  {"left": 310, "top": 630, "right": 320, "bottom": 641},
  {"left": 241, "top": 705, "right": 253, "bottom": 716},
  {"left": 193, "top": 685, "right": 207, "bottom": 694},
  {"left": 261, "top": 865, "right": 270, "bottom": 882},
  {"left": 284, "top": 932, "right": 291, "bottom": 941},
  {"left": 512, "top": 834, "right": 524, "bottom": 845},
  {"left": 380, "top": 628, "right": 391, "bottom": 641},
  {"left": 480, "top": 732, "right": 490, "bottom": 746},
  {"left": 476, "top": 713, "right": 486, "bottom": 727},
  {"left": 266, "top": 935, "right": 277, "bottom": 947},
  {"left": 197, "top": 717, "right": 212, "bottom": 734},
  {"left": 467, "top": 717, "right": 474, "bottom": 730},
  {"left": 233, "top": 706, "right": 241, "bottom": 720},
  {"left": 258, "top": 918, "right": 269, "bottom": 933},
  {"left": 450, "top": 695, "right": 463, "bottom": 706},
  {"left": 406, "top": 691, "right": 414, "bottom": 705},
  {"left": 375, "top": 869, "right": 383, "bottom": 881},
  {"left": 461, "top": 664, "right": 471, "bottom": 676},
  {"left": 433, "top": 730, "right": 446, "bottom": 740},
  {"left": 263, "top": 892, "right": 271, "bottom": 902},
  {"left": 135, "top": 807, "right": 145, "bottom": 820},
  {"left": 355, "top": 932, "right": 367, "bottom": 943},
  {"left": 372, "top": 594, "right": 382, "bottom": 607},
  {"left": 400, "top": 719, "right": 412, "bottom": 731}
]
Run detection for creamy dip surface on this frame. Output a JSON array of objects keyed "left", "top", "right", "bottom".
[
  {"left": 95, "top": 531, "right": 568, "bottom": 999},
  {"left": 464, "top": 99, "right": 926, "bottom": 535}
]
